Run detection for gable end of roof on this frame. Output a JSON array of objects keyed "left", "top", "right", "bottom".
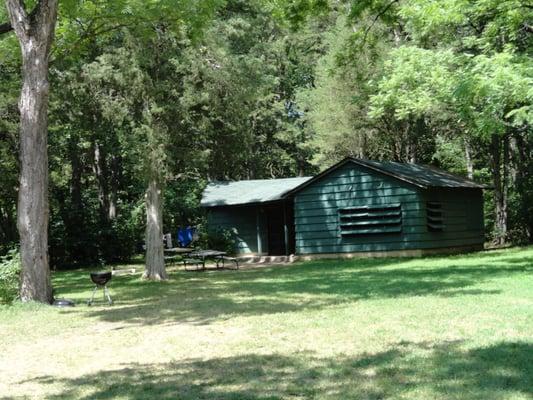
[{"left": 282, "top": 157, "right": 487, "bottom": 197}]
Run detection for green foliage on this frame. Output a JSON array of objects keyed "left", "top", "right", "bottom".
[
  {"left": 368, "top": 47, "right": 457, "bottom": 120},
  {"left": 48, "top": 196, "right": 144, "bottom": 268},
  {"left": 298, "top": 0, "right": 533, "bottom": 244},
  {"left": 0, "top": 249, "right": 20, "bottom": 304},
  {"left": 297, "top": 13, "right": 382, "bottom": 163},
  {"left": 0, "top": 26, "right": 20, "bottom": 256},
  {"left": 1, "top": 0, "right": 532, "bottom": 263},
  {"left": 269, "top": 0, "right": 330, "bottom": 28},
  {"left": 164, "top": 179, "right": 207, "bottom": 229},
  {"left": 0, "top": 0, "right": 323, "bottom": 266},
  {"left": 196, "top": 226, "right": 237, "bottom": 255},
  {"left": 454, "top": 51, "right": 533, "bottom": 137}
]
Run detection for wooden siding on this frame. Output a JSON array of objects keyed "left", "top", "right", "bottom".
[
  {"left": 293, "top": 163, "right": 484, "bottom": 255},
  {"left": 207, "top": 206, "right": 268, "bottom": 254}
]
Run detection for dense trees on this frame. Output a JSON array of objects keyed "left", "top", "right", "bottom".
[
  {"left": 300, "top": 0, "right": 532, "bottom": 244},
  {"left": 0, "top": 0, "right": 532, "bottom": 300},
  {"left": 1, "top": 0, "right": 226, "bottom": 296}
]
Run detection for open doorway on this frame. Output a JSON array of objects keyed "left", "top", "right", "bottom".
[{"left": 265, "top": 200, "right": 295, "bottom": 255}]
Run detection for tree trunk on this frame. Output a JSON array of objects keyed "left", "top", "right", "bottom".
[
  {"left": 6, "top": 0, "right": 58, "bottom": 303},
  {"left": 508, "top": 134, "right": 519, "bottom": 184},
  {"left": 69, "top": 136, "right": 83, "bottom": 211},
  {"left": 490, "top": 134, "right": 508, "bottom": 246},
  {"left": 66, "top": 134, "right": 84, "bottom": 257},
  {"left": 108, "top": 154, "right": 120, "bottom": 220},
  {"left": 514, "top": 131, "right": 533, "bottom": 241},
  {"left": 143, "top": 175, "right": 167, "bottom": 280},
  {"left": 92, "top": 141, "right": 110, "bottom": 223},
  {"left": 464, "top": 137, "right": 474, "bottom": 179},
  {"left": 406, "top": 141, "right": 417, "bottom": 163}
]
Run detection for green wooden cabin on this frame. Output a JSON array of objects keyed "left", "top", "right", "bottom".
[{"left": 201, "top": 158, "right": 486, "bottom": 257}]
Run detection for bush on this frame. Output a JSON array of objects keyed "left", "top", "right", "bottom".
[
  {"left": 196, "top": 226, "right": 236, "bottom": 255},
  {"left": 0, "top": 249, "right": 20, "bottom": 304}
]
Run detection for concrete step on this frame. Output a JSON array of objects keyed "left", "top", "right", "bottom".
[{"left": 237, "top": 255, "right": 298, "bottom": 264}]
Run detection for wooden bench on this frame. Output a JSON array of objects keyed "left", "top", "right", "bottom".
[
  {"left": 164, "top": 255, "right": 180, "bottom": 266},
  {"left": 215, "top": 256, "right": 239, "bottom": 270},
  {"left": 183, "top": 258, "right": 204, "bottom": 270}
]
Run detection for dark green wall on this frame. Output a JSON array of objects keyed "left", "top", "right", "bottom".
[
  {"left": 293, "top": 163, "right": 484, "bottom": 254},
  {"left": 207, "top": 205, "right": 268, "bottom": 254}
]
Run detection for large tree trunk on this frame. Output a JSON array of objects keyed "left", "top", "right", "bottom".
[
  {"left": 143, "top": 174, "right": 167, "bottom": 280},
  {"left": 6, "top": 0, "right": 58, "bottom": 303}
]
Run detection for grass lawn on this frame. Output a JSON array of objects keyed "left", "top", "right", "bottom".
[{"left": 1, "top": 247, "right": 532, "bottom": 399}]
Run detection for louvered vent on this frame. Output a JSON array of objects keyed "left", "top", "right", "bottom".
[
  {"left": 339, "top": 203, "right": 402, "bottom": 236},
  {"left": 427, "top": 202, "right": 444, "bottom": 231}
]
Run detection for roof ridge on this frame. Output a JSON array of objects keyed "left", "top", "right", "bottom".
[
  {"left": 355, "top": 158, "right": 486, "bottom": 187},
  {"left": 201, "top": 176, "right": 313, "bottom": 207},
  {"left": 207, "top": 176, "right": 312, "bottom": 185},
  {"left": 281, "top": 157, "right": 487, "bottom": 198}
]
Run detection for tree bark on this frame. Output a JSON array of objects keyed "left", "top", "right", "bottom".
[
  {"left": 108, "top": 154, "right": 120, "bottom": 220},
  {"left": 403, "top": 119, "right": 417, "bottom": 163},
  {"left": 92, "top": 141, "right": 110, "bottom": 223},
  {"left": 490, "top": 134, "right": 508, "bottom": 246},
  {"left": 464, "top": 137, "right": 474, "bottom": 179},
  {"left": 6, "top": 0, "right": 58, "bottom": 303},
  {"left": 69, "top": 136, "right": 83, "bottom": 211},
  {"left": 66, "top": 134, "right": 84, "bottom": 235},
  {"left": 143, "top": 174, "right": 167, "bottom": 280},
  {"left": 508, "top": 134, "right": 519, "bottom": 184},
  {"left": 513, "top": 131, "right": 533, "bottom": 241}
]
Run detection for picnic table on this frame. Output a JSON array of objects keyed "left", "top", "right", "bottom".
[
  {"left": 183, "top": 250, "right": 239, "bottom": 271},
  {"left": 164, "top": 247, "right": 193, "bottom": 254},
  {"left": 164, "top": 247, "right": 193, "bottom": 266}
]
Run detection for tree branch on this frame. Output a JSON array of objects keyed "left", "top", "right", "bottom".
[
  {"left": 361, "top": 0, "right": 400, "bottom": 46},
  {"left": 5, "top": 0, "right": 58, "bottom": 44},
  {"left": 1, "top": 2, "right": 42, "bottom": 36},
  {"left": 5, "top": 0, "right": 30, "bottom": 40},
  {"left": 50, "top": 22, "right": 136, "bottom": 61}
]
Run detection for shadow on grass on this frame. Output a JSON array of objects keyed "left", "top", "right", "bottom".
[
  {"left": 21, "top": 341, "right": 533, "bottom": 400},
  {"left": 51, "top": 249, "right": 533, "bottom": 326}
]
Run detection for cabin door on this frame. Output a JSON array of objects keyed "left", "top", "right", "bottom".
[{"left": 266, "top": 204, "right": 286, "bottom": 255}]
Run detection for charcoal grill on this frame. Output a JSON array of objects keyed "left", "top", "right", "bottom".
[{"left": 87, "top": 271, "right": 113, "bottom": 306}]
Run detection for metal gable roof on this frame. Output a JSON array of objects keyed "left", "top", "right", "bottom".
[
  {"left": 282, "top": 157, "right": 488, "bottom": 197},
  {"left": 201, "top": 176, "right": 312, "bottom": 207},
  {"left": 353, "top": 158, "right": 488, "bottom": 189},
  {"left": 201, "top": 158, "right": 487, "bottom": 208}
]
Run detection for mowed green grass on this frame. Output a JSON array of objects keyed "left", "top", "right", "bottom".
[{"left": 1, "top": 247, "right": 532, "bottom": 400}]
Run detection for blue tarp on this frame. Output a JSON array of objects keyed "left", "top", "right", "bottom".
[{"left": 177, "top": 226, "right": 194, "bottom": 247}]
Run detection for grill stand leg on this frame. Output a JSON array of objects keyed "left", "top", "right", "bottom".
[
  {"left": 87, "top": 285, "right": 113, "bottom": 306},
  {"left": 104, "top": 285, "right": 113, "bottom": 305},
  {"left": 87, "top": 285, "right": 98, "bottom": 306}
]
